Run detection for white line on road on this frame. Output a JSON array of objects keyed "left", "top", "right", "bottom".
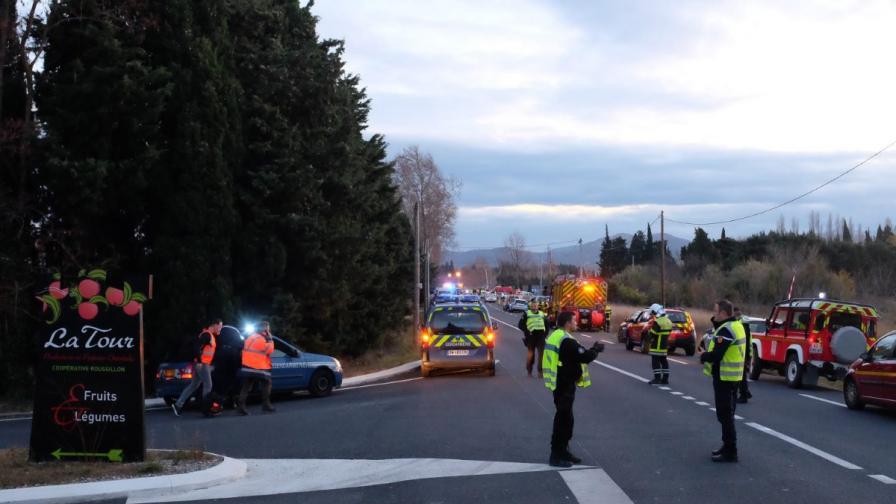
[
  {"left": 745, "top": 422, "right": 863, "bottom": 470},
  {"left": 671, "top": 391, "right": 683, "bottom": 395},
  {"left": 340, "top": 377, "right": 423, "bottom": 391},
  {"left": 668, "top": 358, "right": 688, "bottom": 365},
  {"left": 592, "top": 361, "right": 650, "bottom": 383},
  {"left": 658, "top": 386, "right": 671, "bottom": 391},
  {"left": 799, "top": 393, "right": 847, "bottom": 408},
  {"left": 493, "top": 318, "right": 520, "bottom": 332},
  {"left": 682, "top": 396, "right": 695, "bottom": 400},
  {"left": 868, "top": 474, "right": 896, "bottom": 484},
  {"left": 580, "top": 333, "right": 593, "bottom": 339},
  {"left": 560, "top": 468, "right": 635, "bottom": 504},
  {"left": 600, "top": 339, "right": 616, "bottom": 345},
  {"left": 696, "top": 401, "right": 710, "bottom": 406},
  {"left": 0, "top": 416, "right": 30, "bottom": 423},
  {"left": 734, "top": 415, "right": 744, "bottom": 420}
]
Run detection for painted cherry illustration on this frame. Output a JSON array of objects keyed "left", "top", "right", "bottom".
[
  {"left": 49, "top": 281, "right": 69, "bottom": 300},
  {"left": 123, "top": 301, "right": 141, "bottom": 316},
  {"left": 106, "top": 287, "right": 125, "bottom": 306},
  {"left": 79, "top": 279, "right": 101, "bottom": 299},
  {"left": 78, "top": 302, "right": 99, "bottom": 320}
]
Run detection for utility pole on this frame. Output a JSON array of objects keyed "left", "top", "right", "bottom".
[
  {"left": 578, "top": 238, "right": 584, "bottom": 278},
  {"left": 484, "top": 263, "right": 490, "bottom": 290},
  {"left": 413, "top": 201, "right": 421, "bottom": 332},
  {"left": 660, "top": 210, "right": 666, "bottom": 307},
  {"left": 424, "top": 242, "right": 431, "bottom": 308}
]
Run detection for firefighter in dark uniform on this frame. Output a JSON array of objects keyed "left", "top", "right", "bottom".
[
  {"left": 734, "top": 307, "right": 753, "bottom": 404},
  {"left": 646, "top": 304, "right": 673, "bottom": 385},
  {"left": 543, "top": 311, "right": 604, "bottom": 467},
  {"left": 603, "top": 305, "right": 613, "bottom": 332},
  {"left": 701, "top": 299, "right": 747, "bottom": 462},
  {"left": 519, "top": 301, "right": 548, "bottom": 377}
]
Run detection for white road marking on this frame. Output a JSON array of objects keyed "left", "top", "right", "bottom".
[
  {"left": 799, "top": 393, "right": 847, "bottom": 408},
  {"left": 340, "top": 377, "right": 422, "bottom": 391},
  {"left": 560, "top": 468, "right": 635, "bottom": 504},
  {"left": 682, "top": 396, "right": 695, "bottom": 400},
  {"left": 696, "top": 401, "right": 710, "bottom": 406},
  {"left": 493, "top": 318, "right": 521, "bottom": 332},
  {"left": 745, "top": 422, "right": 863, "bottom": 470},
  {"left": 734, "top": 415, "right": 744, "bottom": 420},
  {"left": 580, "top": 333, "right": 593, "bottom": 339},
  {"left": 127, "top": 458, "right": 596, "bottom": 503},
  {"left": 0, "top": 416, "right": 30, "bottom": 423},
  {"left": 671, "top": 391, "right": 683, "bottom": 395},
  {"left": 592, "top": 361, "right": 650, "bottom": 383},
  {"left": 710, "top": 408, "right": 716, "bottom": 412},
  {"left": 600, "top": 339, "right": 616, "bottom": 345},
  {"left": 668, "top": 358, "right": 688, "bottom": 365},
  {"left": 658, "top": 386, "right": 671, "bottom": 391},
  {"left": 868, "top": 474, "right": 896, "bottom": 484}
]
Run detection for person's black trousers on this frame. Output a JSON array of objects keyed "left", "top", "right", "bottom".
[
  {"left": 526, "top": 330, "right": 546, "bottom": 376},
  {"left": 713, "top": 379, "right": 738, "bottom": 452},
  {"left": 551, "top": 386, "right": 576, "bottom": 454},
  {"left": 738, "top": 366, "right": 752, "bottom": 399},
  {"left": 651, "top": 354, "right": 669, "bottom": 382}
]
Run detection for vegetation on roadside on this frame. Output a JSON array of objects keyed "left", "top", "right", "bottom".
[{"left": 0, "top": 448, "right": 218, "bottom": 489}]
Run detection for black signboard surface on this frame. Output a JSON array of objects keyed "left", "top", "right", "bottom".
[{"left": 30, "top": 269, "right": 150, "bottom": 462}]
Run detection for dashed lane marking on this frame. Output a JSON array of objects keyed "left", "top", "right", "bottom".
[
  {"left": 560, "top": 468, "right": 635, "bottom": 504},
  {"left": 668, "top": 358, "right": 688, "bottom": 365},
  {"left": 734, "top": 415, "right": 744, "bottom": 420},
  {"left": 670, "top": 391, "right": 683, "bottom": 395},
  {"left": 799, "top": 393, "right": 847, "bottom": 408},
  {"left": 580, "top": 333, "right": 593, "bottom": 339},
  {"left": 682, "top": 396, "right": 695, "bottom": 400},
  {"left": 695, "top": 401, "right": 710, "bottom": 406},
  {"left": 600, "top": 339, "right": 616, "bottom": 345},
  {"left": 868, "top": 474, "right": 896, "bottom": 484},
  {"left": 658, "top": 386, "right": 671, "bottom": 391},
  {"left": 745, "top": 422, "right": 863, "bottom": 470}
]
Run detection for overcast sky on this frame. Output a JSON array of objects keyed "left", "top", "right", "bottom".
[{"left": 313, "top": 0, "right": 896, "bottom": 250}]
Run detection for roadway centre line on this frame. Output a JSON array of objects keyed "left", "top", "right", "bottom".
[
  {"left": 799, "top": 393, "right": 847, "bottom": 408},
  {"left": 682, "top": 396, "right": 695, "bottom": 400},
  {"left": 600, "top": 339, "right": 616, "bottom": 345},
  {"left": 671, "top": 391, "right": 683, "bottom": 395},
  {"left": 745, "top": 422, "right": 863, "bottom": 470},
  {"left": 668, "top": 358, "right": 688, "bottom": 365},
  {"left": 868, "top": 474, "right": 896, "bottom": 484},
  {"left": 695, "top": 401, "right": 710, "bottom": 406},
  {"left": 580, "top": 333, "right": 593, "bottom": 339},
  {"left": 592, "top": 361, "right": 650, "bottom": 383}
]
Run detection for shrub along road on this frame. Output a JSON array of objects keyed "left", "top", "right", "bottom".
[{"left": 2, "top": 305, "right": 895, "bottom": 503}]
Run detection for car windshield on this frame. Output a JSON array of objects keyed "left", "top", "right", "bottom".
[
  {"left": 667, "top": 312, "right": 688, "bottom": 324},
  {"left": 429, "top": 310, "right": 487, "bottom": 334}
]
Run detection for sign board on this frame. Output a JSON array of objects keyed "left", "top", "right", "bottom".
[{"left": 29, "top": 269, "right": 151, "bottom": 462}]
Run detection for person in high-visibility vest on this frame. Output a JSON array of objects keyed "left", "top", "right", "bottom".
[
  {"left": 542, "top": 311, "right": 604, "bottom": 468},
  {"left": 700, "top": 300, "right": 746, "bottom": 462},
  {"left": 646, "top": 304, "right": 674, "bottom": 385},
  {"left": 519, "top": 301, "right": 549, "bottom": 377},
  {"left": 237, "top": 321, "right": 276, "bottom": 415},
  {"left": 172, "top": 319, "right": 222, "bottom": 416}
]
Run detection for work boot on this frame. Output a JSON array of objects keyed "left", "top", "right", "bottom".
[
  {"left": 647, "top": 378, "right": 662, "bottom": 385},
  {"left": 236, "top": 405, "right": 249, "bottom": 416},
  {"left": 712, "top": 449, "right": 738, "bottom": 463},
  {"left": 563, "top": 447, "right": 582, "bottom": 464},
  {"left": 171, "top": 404, "right": 181, "bottom": 417},
  {"left": 263, "top": 404, "right": 276, "bottom": 413},
  {"left": 711, "top": 445, "right": 725, "bottom": 456},
  {"left": 736, "top": 396, "right": 749, "bottom": 404},
  {"left": 549, "top": 454, "right": 573, "bottom": 468},
  {"left": 661, "top": 377, "right": 670, "bottom": 385}
]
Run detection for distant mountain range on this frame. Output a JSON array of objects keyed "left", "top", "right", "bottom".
[{"left": 446, "top": 233, "right": 690, "bottom": 268}]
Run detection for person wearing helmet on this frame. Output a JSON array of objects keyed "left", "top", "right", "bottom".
[
  {"left": 646, "top": 303, "right": 673, "bottom": 385},
  {"left": 519, "top": 300, "right": 549, "bottom": 377}
]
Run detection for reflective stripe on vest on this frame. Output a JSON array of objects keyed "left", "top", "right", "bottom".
[
  {"left": 703, "top": 320, "right": 746, "bottom": 381},
  {"left": 526, "top": 310, "right": 546, "bottom": 332},
  {"left": 242, "top": 333, "right": 273, "bottom": 370},
  {"left": 649, "top": 315, "right": 673, "bottom": 356},
  {"left": 542, "top": 329, "right": 591, "bottom": 391},
  {"left": 200, "top": 330, "right": 216, "bottom": 365}
]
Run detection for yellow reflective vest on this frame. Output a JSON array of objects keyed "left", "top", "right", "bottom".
[
  {"left": 525, "top": 310, "right": 546, "bottom": 332},
  {"left": 703, "top": 320, "right": 746, "bottom": 381},
  {"left": 649, "top": 315, "right": 673, "bottom": 356},
  {"left": 543, "top": 329, "right": 591, "bottom": 391}
]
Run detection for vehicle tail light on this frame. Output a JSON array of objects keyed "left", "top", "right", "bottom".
[
  {"left": 178, "top": 363, "right": 194, "bottom": 380},
  {"left": 486, "top": 330, "right": 496, "bottom": 348},
  {"left": 420, "top": 328, "right": 432, "bottom": 348},
  {"left": 155, "top": 371, "right": 161, "bottom": 379}
]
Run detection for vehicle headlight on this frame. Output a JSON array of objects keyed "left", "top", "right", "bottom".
[{"left": 333, "top": 359, "right": 342, "bottom": 372}]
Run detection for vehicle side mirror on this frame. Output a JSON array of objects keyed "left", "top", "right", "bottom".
[
  {"left": 860, "top": 352, "right": 872, "bottom": 363},
  {"left": 286, "top": 347, "right": 299, "bottom": 358}
]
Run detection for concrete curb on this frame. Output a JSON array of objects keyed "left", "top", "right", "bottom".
[
  {"left": 0, "top": 453, "right": 247, "bottom": 504},
  {"left": 342, "top": 360, "right": 420, "bottom": 387}
]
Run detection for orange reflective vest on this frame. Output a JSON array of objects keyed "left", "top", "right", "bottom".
[
  {"left": 242, "top": 333, "right": 273, "bottom": 370},
  {"left": 199, "top": 330, "right": 216, "bottom": 365}
]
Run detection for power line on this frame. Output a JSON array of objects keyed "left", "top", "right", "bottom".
[{"left": 666, "top": 136, "right": 896, "bottom": 227}]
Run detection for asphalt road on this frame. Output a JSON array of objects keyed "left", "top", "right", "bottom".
[{"left": 3, "top": 304, "right": 896, "bottom": 503}]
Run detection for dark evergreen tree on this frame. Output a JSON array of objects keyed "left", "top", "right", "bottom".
[
  {"left": 629, "top": 230, "right": 646, "bottom": 265},
  {"left": 645, "top": 224, "right": 655, "bottom": 262},
  {"left": 842, "top": 220, "right": 852, "bottom": 243},
  {"left": 599, "top": 225, "right": 613, "bottom": 277}
]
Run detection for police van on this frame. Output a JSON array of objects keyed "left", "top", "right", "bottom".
[{"left": 420, "top": 303, "right": 497, "bottom": 377}]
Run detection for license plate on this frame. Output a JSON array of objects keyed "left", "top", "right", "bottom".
[{"left": 447, "top": 350, "right": 470, "bottom": 356}]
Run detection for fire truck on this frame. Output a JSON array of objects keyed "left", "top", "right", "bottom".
[{"left": 548, "top": 274, "right": 608, "bottom": 331}]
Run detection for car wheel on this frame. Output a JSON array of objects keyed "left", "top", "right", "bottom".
[
  {"left": 748, "top": 351, "right": 762, "bottom": 381},
  {"left": 784, "top": 353, "right": 804, "bottom": 389},
  {"left": 617, "top": 328, "right": 625, "bottom": 343},
  {"left": 421, "top": 366, "right": 431, "bottom": 378},
  {"left": 308, "top": 369, "right": 335, "bottom": 397},
  {"left": 685, "top": 345, "right": 695, "bottom": 357},
  {"left": 843, "top": 377, "right": 865, "bottom": 410},
  {"left": 625, "top": 334, "right": 634, "bottom": 351},
  {"left": 667, "top": 347, "right": 676, "bottom": 356},
  {"left": 487, "top": 364, "right": 496, "bottom": 377},
  {"left": 163, "top": 396, "right": 176, "bottom": 407}
]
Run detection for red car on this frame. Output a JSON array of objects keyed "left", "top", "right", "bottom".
[
  {"left": 844, "top": 330, "right": 896, "bottom": 410},
  {"left": 622, "top": 308, "right": 697, "bottom": 356}
]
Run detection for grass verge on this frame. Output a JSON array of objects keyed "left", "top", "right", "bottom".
[
  {"left": 339, "top": 331, "right": 420, "bottom": 378},
  {"left": 0, "top": 448, "right": 220, "bottom": 490}
]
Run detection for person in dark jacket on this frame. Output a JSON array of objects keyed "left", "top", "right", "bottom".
[
  {"left": 734, "top": 307, "right": 753, "bottom": 404},
  {"left": 519, "top": 301, "right": 549, "bottom": 377},
  {"left": 172, "top": 319, "right": 222, "bottom": 416},
  {"left": 543, "top": 311, "right": 604, "bottom": 467}
]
